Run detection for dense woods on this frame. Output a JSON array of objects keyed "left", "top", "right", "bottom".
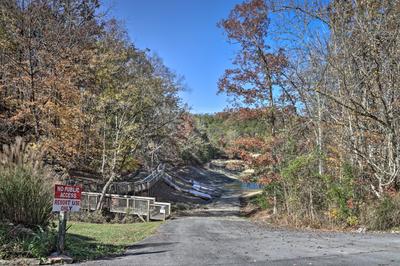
[
  {"left": 0, "top": 0, "right": 211, "bottom": 225},
  {"left": 0, "top": 0, "right": 193, "bottom": 176},
  {"left": 196, "top": 0, "right": 400, "bottom": 229}
]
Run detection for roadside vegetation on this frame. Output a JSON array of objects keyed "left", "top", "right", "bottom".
[
  {"left": 0, "top": 221, "right": 161, "bottom": 261},
  {"left": 197, "top": 0, "right": 400, "bottom": 231},
  {"left": 66, "top": 221, "right": 161, "bottom": 261},
  {"left": 0, "top": 0, "right": 193, "bottom": 261},
  {"left": 0, "top": 138, "right": 161, "bottom": 261},
  {"left": 0, "top": 139, "right": 55, "bottom": 260},
  {"left": 0, "top": 223, "right": 57, "bottom": 261}
]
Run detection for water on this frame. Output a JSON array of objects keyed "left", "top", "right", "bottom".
[
  {"left": 224, "top": 180, "right": 263, "bottom": 190},
  {"left": 240, "top": 182, "right": 263, "bottom": 190}
]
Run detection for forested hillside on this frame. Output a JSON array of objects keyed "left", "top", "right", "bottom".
[{"left": 0, "top": 0, "right": 203, "bottom": 176}]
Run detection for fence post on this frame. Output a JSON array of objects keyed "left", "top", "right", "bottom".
[
  {"left": 126, "top": 196, "right": 129, "bottom": 213},
  {"left": 147, "top": 200, "right": 150, "bottom": 222},
  {"left": 57, "top": 211, "right": 67, "bottom": 254}
]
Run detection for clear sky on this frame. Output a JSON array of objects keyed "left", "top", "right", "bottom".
[{"left": 101, "top": 0, "right": 242, "bottom": 114}]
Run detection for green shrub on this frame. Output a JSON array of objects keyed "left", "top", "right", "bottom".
[
  {"left": 25, "top": 227, "right": 57, "bottom": 259},
  {"left": 346, "top": 215, "right": 359, "bottom": 227},
  {"left": 172, "top": 202, "right": 191, "bottom": 212},
  {"left": 280, "top": 153, "right": 327, "bottom": 219},
  {"left": 0, "top": 224, "right": 56, "bottom": 260},
  {"left": 70, "top": 211, "right": 143, "bottom": 224},
  {"left": 0, "top": 137, "right": 53, "bottom": 227},
  {"left": 367, "top": 195, "right": 400, "bottom": 230},
  {"left": 251, "top": 192, "right": 269, "bottom": 210},
  {"left": 323, "top": 163, "right": 362, "bottom": 226},
  {"left": 69, "top": 211, "right": 108, "bottom": 223}
]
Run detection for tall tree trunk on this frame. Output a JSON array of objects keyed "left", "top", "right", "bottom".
[
  {"left": 269, "top": 82, "right": 278, "bottom": 215},
  {"left": 317, "top": 91, "right": 324, "bottom": 176},
  {"left": 101, "top": 120, "right": 106, "bottom": 174},
  {"left": 97, "top": 116, "right": 121, "bottom": 210},
  {"left": 96, "top": 171, "right": 116, "bottom": 210}
]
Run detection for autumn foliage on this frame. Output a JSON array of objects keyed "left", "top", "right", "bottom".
[
  {"left": 209, "top": 0, "right": 400, "bottom": 229},
  {"left": 0, "top": 1, "right": 189, "bottom": 179}
]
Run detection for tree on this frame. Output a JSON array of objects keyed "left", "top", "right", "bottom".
[
  {"left": 324, "top": 0, "right": 400, "bottom": 197},
  {"left": 0, "top": 0, "right": 101, "bottom": 166},
  {"left": 218, "top": 0, "right": 289, "bottom": 214},
  {"left": 91, "top": 23, "right": 184, "bottom": 209}
]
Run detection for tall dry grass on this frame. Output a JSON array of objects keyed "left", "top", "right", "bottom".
[{"left": 0, "top": 137, "right": 53, "bottom": 227}]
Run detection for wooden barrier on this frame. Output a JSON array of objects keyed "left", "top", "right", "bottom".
[
  {"left": 149, "top": 202, "right": 171, "bottom": 221},
  {"left": 80, "top": 192, "right": 170, "bottom": 221}
]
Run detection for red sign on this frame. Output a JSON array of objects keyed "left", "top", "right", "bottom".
[
  {"left": 52, "top": 185, "right": 82, "bottom": 212},
  {"left": 54, "top": 184, "right": 81, "bottom": 199}
]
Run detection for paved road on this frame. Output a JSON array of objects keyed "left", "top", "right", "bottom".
[{"left": 78, "top": 172, "right": 400, "bottom": 266}]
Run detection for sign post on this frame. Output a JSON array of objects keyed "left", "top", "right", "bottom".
[
  {"left": 52, "top": 184, "right": 82, "bottom": 254},
  {"left": 57, "top": 211, "right": 67, "bottom": 253}
]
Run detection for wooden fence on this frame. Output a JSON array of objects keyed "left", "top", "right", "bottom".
[{"left": 80, "top": 192, "right": 171, "bottom": 221}]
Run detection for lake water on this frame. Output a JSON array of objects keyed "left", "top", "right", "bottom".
[{"left": 241, "top": 182, "right": 263, "bottom": 190}]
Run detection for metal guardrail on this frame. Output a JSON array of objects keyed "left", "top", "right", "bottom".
[{"left": 80, "top": 191, "right": 170, "bottom": 221}]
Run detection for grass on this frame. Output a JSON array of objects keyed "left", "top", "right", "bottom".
[{"left": 66, "top": 221, "right": 162, "bottom": 261}]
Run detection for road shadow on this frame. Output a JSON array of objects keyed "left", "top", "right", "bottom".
[
  {"left": 178, "top": 210, "right": 241, "bottom": 217},
  {"left": 126, "top": 242, "right": 178, "bottom": 249},
  {"left": 67, "top": 232, "right": 175, "bottom": 263},
  {"left": 124, "top": 250, "right": 170, "bottom": 256}
]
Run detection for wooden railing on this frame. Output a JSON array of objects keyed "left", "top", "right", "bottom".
[
  {"left": 79, "top": 164, "right": 171, "bottom": 221},
  {"left": 131, "top": 164, "right": 165, "bottom": 193},
  {"left": 149, "top": 202, "right": 171, "bottom": 221},
  {"left": 80, "top": 191, "right": 170, "bottom": 221}
]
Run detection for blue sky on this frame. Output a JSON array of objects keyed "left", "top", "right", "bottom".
[{"left": 101, "top": 0, "right": 243, "bottom": 114}]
